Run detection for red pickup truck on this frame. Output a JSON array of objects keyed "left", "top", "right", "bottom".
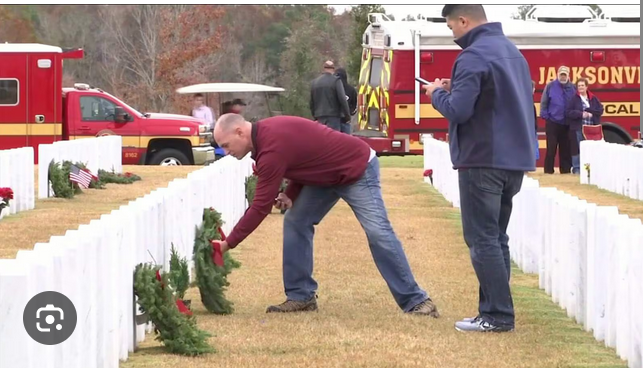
[{"left": 0, "top": 43, "right": 214, "bottom": 166}]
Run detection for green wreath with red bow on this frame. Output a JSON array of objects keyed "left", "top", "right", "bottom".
[
  {"left": 133, "top": 262, "right": 214, "bottom": 356},
  {"left": 193, "top": 207, "right": 241, "bottom": 314}
]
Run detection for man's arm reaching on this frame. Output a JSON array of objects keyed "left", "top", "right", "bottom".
[
  {"left": 431, "top": 50, "right": 487, "bottom": 125},
  {"left": 225, "top": 155, "right": 286, "bottom": 248}
]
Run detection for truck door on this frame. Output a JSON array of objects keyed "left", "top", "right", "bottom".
[
  {"left": 71, "top": 94, "right": 141, "bottom": 164},
  {"left": 27, "top": 54, "right": 58, "bottom": 153},
  {"left": 0, "top": 53, "right": 27, "bottom": 149}
]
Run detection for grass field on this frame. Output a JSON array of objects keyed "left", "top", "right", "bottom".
[
  {"left": 0, "top": 165, "right": 201, "bottom": 259},
  {"left": 119, "top": 157, "right": 627, "bottom": 368},
  {"left": 528, "top": 169, "right": 643, "bottom": 221}
]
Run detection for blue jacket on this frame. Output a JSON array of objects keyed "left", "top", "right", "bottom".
[
  {"left": 540, "top": 80, "right": 576, "bottom": 124},
  {"left": 431, "top": 22, "right": 535, "bottom": 171},
  {"left": 565, "top": 91, "right": 604, "bottom": 131}
]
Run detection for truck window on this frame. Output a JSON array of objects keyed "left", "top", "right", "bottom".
[
  {"left": 0, "top": 79, "right": 18, "bottom": 106},
  {"left": 80, "top": 96, "right": 117, "bottom": 122}
]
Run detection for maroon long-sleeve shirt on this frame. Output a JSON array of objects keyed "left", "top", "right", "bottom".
[{"left": 225, "top": 116, "right": 372, "bottom": 248}]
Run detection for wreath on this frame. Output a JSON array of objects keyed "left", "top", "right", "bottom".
[
  {"left": 193, "top": 207, "right": 241, "bottom": 314},
  {"left": 133, "top": 263, "right": 214, "bottom": 356},
  {"left": 48, "top": 160, "right": 86, "bottom": 198},
  {"left": 90, "top": 169, "right": 142, "bottom": 189}
]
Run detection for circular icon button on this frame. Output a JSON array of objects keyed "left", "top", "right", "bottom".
[{"left": 23, "top": 291, "right": 77, "bottom": 345}]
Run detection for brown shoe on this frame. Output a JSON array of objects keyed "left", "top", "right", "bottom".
[
  {"left": 266, "top": 295, "right": 318, "bottom": 313},
  {"left": 407, "top": 298, "right": 440, "bottom": 318}
]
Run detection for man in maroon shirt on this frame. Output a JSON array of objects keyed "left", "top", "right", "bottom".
[{"left": 212, "top": 113, "right": 439, "bottom": 317}]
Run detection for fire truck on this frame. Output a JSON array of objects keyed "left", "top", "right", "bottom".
[
  {"left": 0, "top": 43, "right": 214, "bottom": 166},
  {"left": 355, "top": 5, "right": 640, "bottom": 165}
]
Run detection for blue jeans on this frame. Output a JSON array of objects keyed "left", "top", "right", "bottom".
[
  {"left": 571, "top": 130, "right": 584, "bottom": 174},
  {"left": 458, "top": 168, "right": 524, "bottom": 328},
  {"left": 282, "top": 157, "right": 430, "bottom": 311},
  {"left": 340, "top": 121, "right": 352, "bottom": 134},
  {"left": 317, "top": 116, "right": 342, "bottom": 131}
]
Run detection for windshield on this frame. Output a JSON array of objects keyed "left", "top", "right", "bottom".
[{"left": 103, "top": 90, "right": 144, "bottom": 117}]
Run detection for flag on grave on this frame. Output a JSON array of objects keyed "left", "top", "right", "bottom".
[{"left": 69, "top": 164, "right": 94, "bottom": 189}]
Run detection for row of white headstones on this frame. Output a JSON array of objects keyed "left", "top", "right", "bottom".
[{"left": 0, "top": 137, "right": 254, "bottom": 367}]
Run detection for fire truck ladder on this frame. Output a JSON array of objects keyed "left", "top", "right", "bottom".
[{"left": 411, "top": 28, "right": 453, "bottom": 126}]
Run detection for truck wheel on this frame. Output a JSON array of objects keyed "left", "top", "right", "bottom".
[{"left": 149, "top": 149, "right": 190, "bottom": 166}]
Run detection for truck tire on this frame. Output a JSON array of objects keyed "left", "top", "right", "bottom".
[{"left": 149, "top": 148, "right": 190, "bottom": 166}]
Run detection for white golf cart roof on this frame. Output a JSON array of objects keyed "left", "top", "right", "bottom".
[{"left": 176, "top": 82, "right": 285, "bottom": 94}]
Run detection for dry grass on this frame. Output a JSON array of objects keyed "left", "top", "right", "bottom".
[
  {"left": 528, "top": 168, "right": 643, "bottom": 221},
  {"left": 121, "top": 159, "right": 626, "bottom": 368},
  {"left": 0, "top": 165, "right": 201, "bottom": 259}
]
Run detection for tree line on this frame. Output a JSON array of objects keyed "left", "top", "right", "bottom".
[{"left": 0, "top": 5, "right": 384, "bottom": 118}]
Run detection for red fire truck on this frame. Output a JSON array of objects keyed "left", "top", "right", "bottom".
[
  {"left": 0, "top": 43, "right": 214, "bottom": 166},
  {"left": 355, "top": 5, "right": 640, "bottom": 166}
]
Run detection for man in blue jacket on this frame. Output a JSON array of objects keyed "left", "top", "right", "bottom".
[
  {"left": 423, "top": 4, "right": 535, "bottom": 333},
  {"left": 540, "top": 66, "right": 577, "bottom": 174}
]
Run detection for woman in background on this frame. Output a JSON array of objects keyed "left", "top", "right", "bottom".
[{"left": 565, "top": 78, "right": 604, "bottom": 174}]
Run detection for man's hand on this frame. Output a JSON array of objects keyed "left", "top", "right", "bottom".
[
  {"left": 274, "top": 192, "right": 292, "bottom": 211},
  {"left": 213, "top": 240, "right": 230, "bottom": 254},
  {"left": 219, "top": 240, "right": 230, "bottom": 254},
  {"left": 422, "top": 78, "right": 443, "bottom": 97},
  {"left": 440, "top": 78, "right": 451, "bottom": 92},
  {"left": 583, "top": 111, "right": 593, "bottom": 119}
]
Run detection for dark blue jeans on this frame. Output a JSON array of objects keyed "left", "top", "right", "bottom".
[
  {"left": 571, "top": 130, "right": 584, "bottom": 174},
  {"left": 340, "top": 121, "right": 352, "bottom": 134},
  {"left": 282, "top": 157, "right": 429, "bottom": 311},
  {"left": 458, "top": 168, "right": 524, "bottom": 328},
  {"left": 317, "top": 116, "right": 343, "bottom": 131}
]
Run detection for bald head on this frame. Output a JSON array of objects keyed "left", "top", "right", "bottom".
[
  {"left": 215, "top": 113, "right": 246, "bottom": 133},
  {"left": 213, "top": 113, "right": 253, "bottom": 160}
]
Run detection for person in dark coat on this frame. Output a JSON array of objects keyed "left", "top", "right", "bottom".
[
  {"left": 335, "top": 67, "right": 358, "bottom": 134},
  {"left": 565, "top": 78, "right": 604, "bottom": 174},
  {"left": 309, "top": 60, "right": 351, "bottom": 132},
  {"left": 424, "top": 5, "right": 535, "bottom": 333}
]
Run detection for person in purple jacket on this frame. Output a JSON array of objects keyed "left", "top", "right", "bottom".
[
  {"left": 540, "top": 66, "right": 577, "bottom": 174},
  {"left": 565, "top": 78, "right": 604, "bottom": 174}
]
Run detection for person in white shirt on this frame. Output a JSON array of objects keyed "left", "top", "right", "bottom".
[{"left": 191, "top": 93, "right": 215, "bottom": 131}]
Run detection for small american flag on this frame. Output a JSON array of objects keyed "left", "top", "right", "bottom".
[{"left": 69, "top": 164, "right": 95, "bottom": 189}]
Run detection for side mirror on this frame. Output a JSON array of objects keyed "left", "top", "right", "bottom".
[{"left": 114, "top": 106, "right": 132, "bottom": 123}]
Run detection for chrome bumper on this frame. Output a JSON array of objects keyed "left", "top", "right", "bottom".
[{"left": 192, "top": 146, "right": 215, "bottom": 165}]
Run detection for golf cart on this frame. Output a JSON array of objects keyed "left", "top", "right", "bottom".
[{"left": 176, "top": 83, "right": 286, "bottom": 159}]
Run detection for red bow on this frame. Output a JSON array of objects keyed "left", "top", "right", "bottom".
[
  {"left": 155, "top": 269, "right": 192, "bottom": 316},
  {"left": 211, "top": 241, "right": 224, "bottom": 267},
  {"left": 175, "top": 299, "right": 193, "bottom": 316},
  {"left": 218, "top": 227, "right": 227, "bottom": 241}
]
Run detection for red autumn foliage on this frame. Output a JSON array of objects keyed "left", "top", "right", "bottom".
[{"left": 0, "top": 6, "right": 38, "bottom": 43}]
